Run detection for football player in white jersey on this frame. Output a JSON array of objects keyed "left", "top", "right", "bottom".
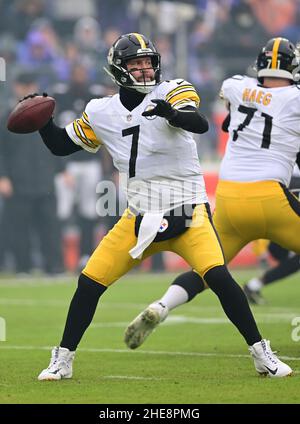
[
  {"left": 126, "top": 37, "right": 300, "bottom": 371},
  {"left": 28, "top": 33, "right": 291, "bottom": 379}
]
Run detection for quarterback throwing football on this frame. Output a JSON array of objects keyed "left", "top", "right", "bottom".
[{"left": 30, "top": 33, "right": 291, "bottom": 380}]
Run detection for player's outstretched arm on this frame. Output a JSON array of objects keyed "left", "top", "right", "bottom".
[
  {"left": 142, "top": 99, "right": 209, "bottom": 134},
  {"left": 39, "top": 118, "right": 82, "bottom": 156}
]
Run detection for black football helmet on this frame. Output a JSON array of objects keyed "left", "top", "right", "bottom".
[
  {"left": 104, "top": 33, "right": 161, "bottom": 94},
  {"left": 256, "top": 37, "right": 300, "bottom": 82}
]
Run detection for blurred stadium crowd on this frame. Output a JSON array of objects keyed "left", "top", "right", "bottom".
[{"left": 0, "top": 0, "right": 300, "bottom": 275}]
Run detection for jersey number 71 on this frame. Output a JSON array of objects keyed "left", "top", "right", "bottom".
[{"left": 233, "top": 105, "right": 273, "bottom": 149}]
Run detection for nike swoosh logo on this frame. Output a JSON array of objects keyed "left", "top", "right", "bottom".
[
  {"left": 49, "top": 369, "right": 61, "bottom": 375},
  {"left": 265, "top": 366, "right": 278, "bottom": 375}
]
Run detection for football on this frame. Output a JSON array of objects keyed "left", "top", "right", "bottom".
[{"left": 7, "top": 95, "right": 56, "bottom": 134}]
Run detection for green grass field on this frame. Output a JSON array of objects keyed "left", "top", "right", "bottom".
[{"left": 0, "top": 269, "right": 299, "bottom": 404}]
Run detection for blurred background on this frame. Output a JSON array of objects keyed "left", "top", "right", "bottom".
[{"left": 1, "top": 0, "right": 300, "bottom": 276}]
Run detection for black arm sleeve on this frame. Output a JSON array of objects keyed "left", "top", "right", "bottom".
[
  {"left": 168, "top": 106, "right": 209, "bottom": 134},
  {"left": 222, "top": 113, "right": 231, "bottom": 132},
  {"left": 296, "top": 152, "right": 300, "bottom": 171},
  {"left": 39, "top": 118, "right": 83, "bottom": 156}
]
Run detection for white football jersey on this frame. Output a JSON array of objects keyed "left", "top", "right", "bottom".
[
  {"left": 66, "top": 79, "right": 208, "bottom": 213},
  {"left": 219, "top": 75, "right": 300, "bottom": 186}
]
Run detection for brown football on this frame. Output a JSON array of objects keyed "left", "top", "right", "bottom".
[{"left": 7, "top": 95, "right": 55, "bottom": 134}]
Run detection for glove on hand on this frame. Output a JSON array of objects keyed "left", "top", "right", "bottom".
[{"left": 142, "top": 99, "right": 178, "bottom": 120}]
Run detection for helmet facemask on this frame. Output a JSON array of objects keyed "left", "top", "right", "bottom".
[{"left": 124, "top": 55, "right": 160, "bottom": 94}]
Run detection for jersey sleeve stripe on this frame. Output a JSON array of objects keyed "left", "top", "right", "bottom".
[
  {"left": 73, "top": 121, "right": 95, "bottom": 148},
  {"left": 73, "top": 120, "right": 100, "bottom": 148},
  {"left": 168, "top": 91, "right": 200, "bottom": 107},
  {"left": 76, "top": 117, "right": 102, "bottom": 146},
  {"left": 167, "top": 87, "right": 197, "bottom": 101},
  {"left": 75, "top": 120, "right": 91, "bottom": 142},
  {"left": 82, "top": 111, "right": 90, "bottom": 123},
  {"left": 79, "top": 113, "right": 100, "bottom": 146},
  {"left": 172, "top": 99, "right": 198, "bottom": 109},
  {"left": 165, "top": 85, "right": 194, "bottom": 101},
  {"left": 79, "top": 114, "right": 96, "bottom": 134},
  {"left": 73, "top": 121, "right": 91, "bottom": 147},
  {"left": 81, "top": 116, "right": 93, "bottom": 130}
]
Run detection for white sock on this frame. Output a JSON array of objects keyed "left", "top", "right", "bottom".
[
  {"left": 159, "top": 284, "right": 189, "bottom": 311},
  {"left": 247, "top": 277, "right": 263, "bottom": 291}
]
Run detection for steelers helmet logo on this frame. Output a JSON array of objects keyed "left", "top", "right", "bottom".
[
  {"left": 143, "top": 104, "right": 157, "bottom": 120},
  {"left": 158, "top": 218, "right": 168, "bottom": 233}
]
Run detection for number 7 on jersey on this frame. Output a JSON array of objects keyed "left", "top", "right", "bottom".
[{"left": 122, "top": 125, "right": 140, "bottom": 178}]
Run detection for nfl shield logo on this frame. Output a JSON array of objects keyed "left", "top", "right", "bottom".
[{"left": 158, "top": 218, "right": 168, "bottom": 233}]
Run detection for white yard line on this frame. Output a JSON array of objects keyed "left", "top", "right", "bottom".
[
  {"left": 0, "top": 272, "right": 177, "bottom": 287},
  {"left": 0, "top": 298, "right": 299, "bottom": 317},
  {"left": 161, "top": 315, "right": 299, "bottom": 324},
  {"left": 0, "top": 298, "right": 147, "bottom": 308},
  {"left": 102, "top": 375, "right": 167, "bottom": 381},
  {"left": 90, "top": 315, "right": 297, "bottom": 327},
  {"left": 0, "top": 297, "right": 299, "bottom": 325},
  {"left": 0, "top": 298, "right": 68, "bottom": 306},
  {"left": 0, "top": 344, "right": 299, "bottom": 361},
  {"left": 0, "top": 277, "right": 75, "bottom": 287}
]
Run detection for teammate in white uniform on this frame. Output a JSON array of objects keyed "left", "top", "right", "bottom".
[
  {"left": 219, "top": 75, "right": 300, "bottom": 185},
  {"left": 127, "top": 37, "right": 300, "bottom": 370},
  {"left": 29, "top": 33, "right": 291, "bottom": 380}
]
